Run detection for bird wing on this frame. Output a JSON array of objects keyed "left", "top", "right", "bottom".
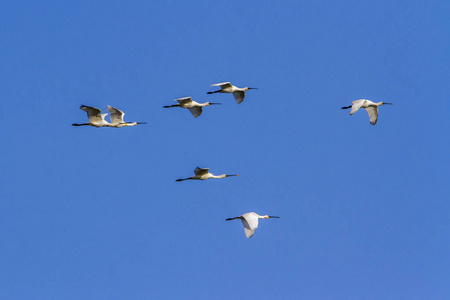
[
  {"left": 80, "top": 105, "right": 103, "bottom": 123},
  {"left": 211, "top": 82, "right": 232, "bottom": 90},
  {"left": 350, "top": 99, "right": 366, "bottom": 115},
  {"left": 176, "top": 97, "right": 192, "bottom": 105},
  {"left": 242, "top": 220, "right": 255, "bottom": 238},
  {"left": 364, "top": 106, "right": 379, "bottom": 125},
  {"left": 188, "top": 107, "right": 202, "bottom": 118},
  {"left": 241, "top": 214, "right": 259, "bottom": 238},
  {"left": 106, "top": 105, "right": 125, "bottom": 124},
  {"left": 194, "top": 167, "right": 210, "bottom": 176},
  {"left": 232, "top": 91, "right": 245, "bottom": 104}
]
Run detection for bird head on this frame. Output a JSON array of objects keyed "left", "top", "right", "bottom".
[
  {"left": 245, "top": 87, "right": 258, "bottom": 91},
  {"left": 261, "top": 215, "right": 279, "bottom": 219},
  {"left": 206, "top": 102, "right": 222, "bottom": 106},
  {"left": 381, "top": 102, "right": 394, "bottom": 105}
]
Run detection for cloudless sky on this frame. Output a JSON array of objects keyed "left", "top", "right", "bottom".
[{"left": 1, "top": 0, "right": 450, "bottom": 299}]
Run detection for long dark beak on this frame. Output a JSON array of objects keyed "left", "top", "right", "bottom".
[
  {"left": 137, "top": 122, "right": 147, "bottom": 124},
  {"left": 268, "top": 216, "right": 280, "bottom": 218},
  {"left": 226, "top": 174, "right": 239, "bottom": 177},
  {"left": 248, "top": 87, "right": 258, "bottom": 90},
  {"left": 384, "top": 103, "right": 394, "bottom": 105},
  {"left": 209, "top": 103, "right": 222, "bottom": 105}
]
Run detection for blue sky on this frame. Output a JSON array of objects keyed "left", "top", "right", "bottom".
[{"left": 1, "top": 0, "right": 449, "bottom": 299}]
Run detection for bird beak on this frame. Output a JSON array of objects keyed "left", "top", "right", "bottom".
[
  {"left": 268, "top": 216, "right": 280, "bottom": 218},
  {"left": 226, "top": 174, "right": 239, "bottom": 177},
  {"left": 209, "top": 103, "right": 222, "bottom": 105},
  {"left": 384, "top": 103, "right": 394, "bottom": 105},
  {"left": 137, "top": 122, "right": 147, "bottom": 124},
  {"left": 248, "top": 87, "right": 258, "bottom": 90}
]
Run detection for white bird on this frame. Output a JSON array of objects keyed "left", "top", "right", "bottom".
[
  {"left": 226, "top": 212, "right": 279, "bottom": 238},
  {"left": 176, "top": 167, "right": 238, "bottom": 182},
  {"left": 342, "top": 99, "right": 393, "bottom": 125},
  {"left": 73, "top": 105, "right": 146, "bottom": 127},
  {"left": 106, "top": 105, "right": 147, "bottom": 127},
  {"left": 207, "top": 82, "right": 257, "bottom": 104},
  {"left": 163, "top": 97, "right": 221, "bottom": 118},
  {"left": 72, "top": 105, "right": 110, "bottom": 127}
]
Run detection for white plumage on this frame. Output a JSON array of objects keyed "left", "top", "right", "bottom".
[
  {"left": 342, "top": 99, "right": 394, "bottom": 125},
  {"left": 176, "top": 167, "right": 238, "bottom": 181},
  {"left": 208, "top": 82, "right": 257, "bottom": 104},
  {"left": 226, "top": 212, "right": 279, "bottom": 238},
  {"left": 163, "top": 97, "right": 221, "bottom": 118}
]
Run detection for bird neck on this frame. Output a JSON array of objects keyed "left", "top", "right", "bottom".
[{"left": 213, "top": 174, "right": 227, "bottom": 179}]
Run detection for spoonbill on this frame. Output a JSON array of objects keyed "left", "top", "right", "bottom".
[
  {"left": 226, "top": 212, "right": 279, "bottom": 238},
  {"left": 163, "top": 97, "right": 221, "bottom": 118},
  {"left": 73, "top": 105, "right": 146, "bottom": 127},
  {"left": 72, "top": 105, "right": 110, "bottom": 127},
  {"left": 207, "top": 82, "right": 257, "bottom": 104},
  {"left": 342, "top": 99, "right": 393, "bottom": 125},
  {"left": 176, "top": 167, "right": 238, "bottom": 182},
  {"left": 106, "top": 105, "right": 147, "bottom": 127}
]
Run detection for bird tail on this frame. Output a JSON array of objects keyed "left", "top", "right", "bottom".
[
  {"left": 225, "top": 217, "right": 240, "bottom": 221},
  {"left": 72, "top": 123, "right": 89, "bottom": 126},
  {"left": 163, "top": 104, "right": 180, "bottom": 108},
  {"left": 341, "top": 105, "right": 352, "bottom": 109}
]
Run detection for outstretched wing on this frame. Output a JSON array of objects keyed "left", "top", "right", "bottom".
[
  {"left": 241, "top": 214, "right": 259, "bottom": 238},
  {"left": 211, "top": 82, "right": 232, "bottom": 90},
  {"left": 350, "top": 99, "right": 366, "bottom": 115},
  {"left": 232, "top": 91, "right": 245, "bottom": 104},
  {"left": 364, "top": 106, "right": 379, "bottom": 125},
  {"left": 80, "top": 105, "right": 103, "bottom": 123},
  {"left": 188, "top": 107, "right": 202, "bottom": 118},
  {"left": 106, "top": 105, "right": 125, "bottom": 124},
  {"left": 175, "top": 97, "right": 193, "bottom": 105},
  {"left": 194, "top": 167, "right": 210, "bottom": 176}
]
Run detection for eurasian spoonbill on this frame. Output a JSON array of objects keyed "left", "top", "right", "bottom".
[
  {"left": 226, "top": 212, "right": 279, "bottom": 238},
  {"left": 72, "top": 105, "right": 110, "bottom": 127},
  {"left": 176, "top": 167, "right": 238, "bottom": 181},
  {"left": 342, "top": 99, "right": 393, "bottom": 125},
  {"left": 207, "top": 82, "right": 257, "bottom": 104},
  {"left": 163, "top": 97, "right": 221, "bottom": 118},
  {"left": 106, "top": 105, "right": 147, "bottom": 127}
]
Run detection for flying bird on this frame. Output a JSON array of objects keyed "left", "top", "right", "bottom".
[
  {"left": 176, "top": 167, "right": 238, "bottom": 181},
  {"left": 72, "top": 105, "right": 110, "bottom": 127},
  {"left": 163, "top": 97, "right": 221, "bottom": 118},
  {"left": 106, "top": 105, "right": 147, "bottom": 127},
  {"left": 342, "top": 99, "right": 393, "bottom": 125},
  {"left": 226, "top": 212, "right": 279, "bottom": 238},
  {"left": 207, "top": 82, "right": 257, "bottom": 104},
  {"left": 73, "top": 105, "right": 146, "bottom": 127}
]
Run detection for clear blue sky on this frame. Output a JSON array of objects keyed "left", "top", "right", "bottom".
[{"left": 1, "top": 1, "right": 449, "bottom": 299}]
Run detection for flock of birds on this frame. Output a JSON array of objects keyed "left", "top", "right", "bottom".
[{"left": 73, "top": 81, "right": 394, "bottom": 238}]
